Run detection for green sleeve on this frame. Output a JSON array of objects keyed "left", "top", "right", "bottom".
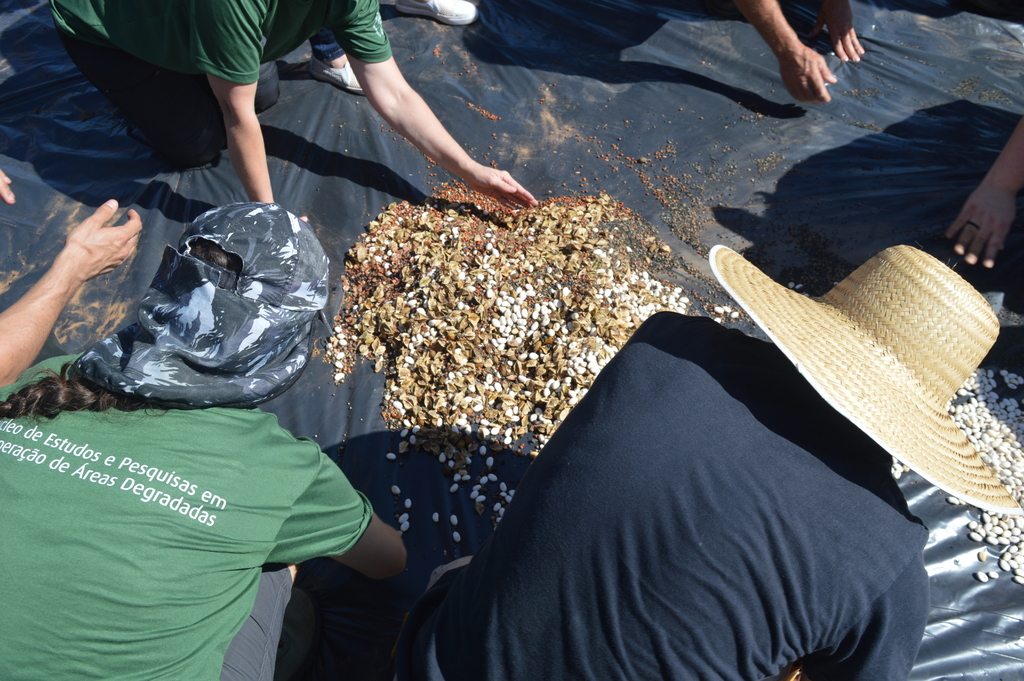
[
  {"left": 328, "top": 0, "right": 392, "bottom": 64},
  {"left": 187, "top": 0, "right": 267, "bottom": 83},
  {"left": 266, "top": 444, "right": 373, "bottom": 564}
]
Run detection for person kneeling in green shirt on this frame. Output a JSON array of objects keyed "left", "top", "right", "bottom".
[
  {"left": 49, "top": 0, "right": 536, "bottom": 210},
  {"left": 0, "top": 202, "right": 406, "bottom": 681}
]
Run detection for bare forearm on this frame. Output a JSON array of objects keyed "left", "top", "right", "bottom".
[
  {"left": 224, "top": 114, "right": 274, "bottom": 204},
  {"left": 0, "top": 260, "right": 83, "bottom": 386},
  {"left": 354, "top": 58, "right": 537, "bottom": 208},
  {"left": 984, "top": 116, "right": 1024, "bottom": 193},
  {"left": 370, "top": 84, "right": 477, "bottom": 180},
  {"left": 734, "top": 0, "right": 802, "bottom": 57}
]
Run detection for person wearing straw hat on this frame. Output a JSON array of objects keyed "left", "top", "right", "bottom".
[
  {"left": 0, "top": 202, "right": 406, "bottom": 680},
  {"left": 394, "top": 244, "right": 1020, "bottom": 681}
]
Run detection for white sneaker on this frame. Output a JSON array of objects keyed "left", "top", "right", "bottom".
[
  {"left": 394, "top": 0, "right": 479, "bottom": 25},
  {"left": 309, "top": 57, "right": 364, "bottom": 95}
]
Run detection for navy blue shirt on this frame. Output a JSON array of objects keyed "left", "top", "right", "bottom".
[{"left": 398, "top": 313, "right": 930, "bottom": 681}]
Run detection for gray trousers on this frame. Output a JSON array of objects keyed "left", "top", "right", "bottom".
[{"left": 221, "top": 567, "right": 293, "bottom": 681}]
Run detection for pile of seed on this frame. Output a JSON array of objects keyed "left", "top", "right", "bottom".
[
  {"left": 326, "top": 187, "right": 1024, "bottom": 573},
  {"left": 326, "top": 189, "right": 691, "bottom": 520},
  {"left": 945, "top": 368, "right": 1024, "bottom": 585}
]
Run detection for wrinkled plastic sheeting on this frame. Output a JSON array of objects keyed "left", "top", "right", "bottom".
[{"left": 3, "top": 0, "right": 1024, "bottom": 678}]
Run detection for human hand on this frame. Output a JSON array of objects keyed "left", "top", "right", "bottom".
[
  {"left": 810, "top": 0, "right": 864, "bottom": 64},
  {"left": 945, "top": 181, "right": 1017, "bottom": 268},
  {"left": 778, "top": 44, "right": 837, "bottom": 104},
  {"left": 0, "top": 168, "right": 15, "bottom": 205},
  {"left": 466, "top": 166, "right": 538, "bottom": 209},
  {"left": 55, "top": 200, "right": 143, "bottom": 284}
]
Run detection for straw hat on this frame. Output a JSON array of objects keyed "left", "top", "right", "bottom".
[{"left": 709, "top": 244, "right": 1021, "bottom": 515}]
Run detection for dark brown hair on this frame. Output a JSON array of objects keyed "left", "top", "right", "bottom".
[
  {"left": 188, "top": 237, "right": 243, "bottom": 274},
  {"left": 0, "top": 363, "right": 149, "bottom": 420},
  {"left": 0, "top": 237, "right": 242, "bottom": 420}
]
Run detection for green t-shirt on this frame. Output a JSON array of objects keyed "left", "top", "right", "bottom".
[
  {"left": 50, "top": 0, "right": 392, "bottom": 83},
  {"left": 0, "top": 355, "right": 373, "bottom": 680}
]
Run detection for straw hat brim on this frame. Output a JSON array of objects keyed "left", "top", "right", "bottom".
[{"left": 709, "top": 245, "right": 1021, "bottom": 515}]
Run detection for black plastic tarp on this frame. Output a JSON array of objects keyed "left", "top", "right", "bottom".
[{"left": 2, "top": 0, "right": 1024, "bottom": 678}]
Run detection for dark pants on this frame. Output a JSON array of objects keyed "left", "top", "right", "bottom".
[
  {"left": 309, "top": 27, "right": 346, "bottom": 63},
  {"left": 221, "top": 566, "right": 293, "bottom": 681},
  {"left": 56, "top": 30, "right": 280, "bottom": 169}
]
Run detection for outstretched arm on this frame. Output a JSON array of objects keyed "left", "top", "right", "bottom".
[
  {"left": 207, "top": 75, "right": 275, "bottom": 204},
  {"left": 350, "top": 57, "right": 537, "bottom": 209},
  {"left": 734, "top": 0, "right": 862, "bottom": 104},
  {"left": 946, "top": 116, "right": 1024, "bottom": 268},
  {"left": 0, "top": 201, "right": 142, "bottom": 386}
]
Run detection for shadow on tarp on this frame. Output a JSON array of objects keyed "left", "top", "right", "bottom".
[
  {"left": 462, "top": 0, "right": 809, "bottom": 119},
  {"left": 5, "top": 0, "right": 1024, "bottom": 678}
]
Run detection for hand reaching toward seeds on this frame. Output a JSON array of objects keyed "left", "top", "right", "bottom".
[
  {"left": 465, "top": 166, "right": 538, "bottom": 209},
  {"left": 778, "top": 46, "right": 836, "bottom": 104},
  {"left": 810, "top": 0, "right": 864, "bottom": 64}
]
